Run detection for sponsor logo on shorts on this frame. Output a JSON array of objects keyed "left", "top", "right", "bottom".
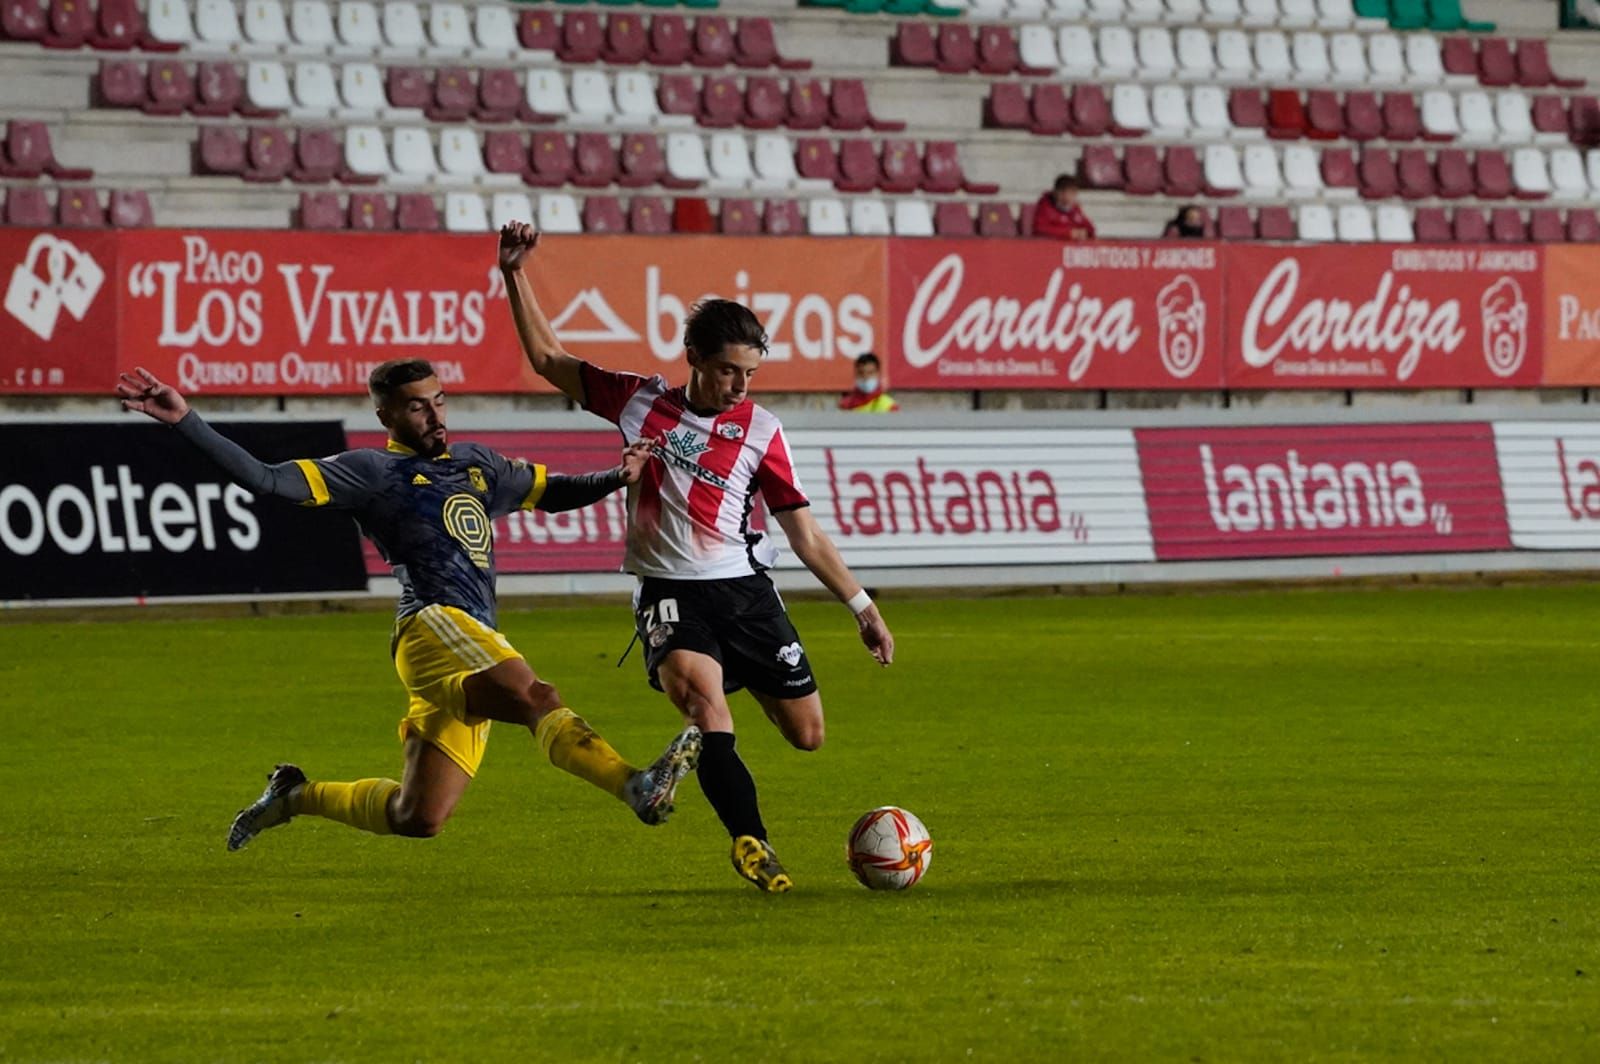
[
  {"left": 775, "top": 641, "right": 804, "bottom": 667},
  {"left": 647, "top": 623, "right": 673, "bottom": 648},
  {"left": 783, "top": 675, "right": 813, "bottom": 687}
]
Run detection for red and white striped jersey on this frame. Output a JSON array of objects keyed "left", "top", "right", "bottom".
[{"left": 579, "top": 362, "right": 809, "bottom": 579}]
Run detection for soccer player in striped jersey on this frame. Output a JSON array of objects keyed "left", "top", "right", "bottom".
[
  {"left": 498, "top": 223, "right": 895, "bottom": 893},
  {"left": 116, "top": 361, "right": 701, "bottom": 851}
]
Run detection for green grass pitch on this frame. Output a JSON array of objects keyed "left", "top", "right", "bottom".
[{"left": 2, "top": 585, "right": 1597, "bottom": 1061}]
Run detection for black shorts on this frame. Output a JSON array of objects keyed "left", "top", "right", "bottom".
[{"left": 633, "top": 574, "right": 818, "bottom": 699}]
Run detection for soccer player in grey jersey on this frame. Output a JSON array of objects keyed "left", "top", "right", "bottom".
[{"left": 117, "top": 361, "right": 701, "bottom": 850}]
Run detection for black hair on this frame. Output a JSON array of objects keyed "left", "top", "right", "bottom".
[
  {"left": 1053, "top": 174, "right": 1079, "bottom": 192},
  {"left": 854, "top": 353, "right": 881, "bottom": 370},
  {"left": 685, "top": 299, "right": 768, "bottom": 359},
  {"left": 368, "top": 358, "right": 437, "bottom": 401}
]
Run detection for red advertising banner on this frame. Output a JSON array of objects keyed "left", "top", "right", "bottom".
[
  {"left": 347, "top": 428, "right": 631, "bottom": 575},
  {"left": 1136, "top": 423, "right": 1512, "bottom": 560},
  {"left": 0, "top": 228, "right": 121, "bottom": 393},
  {"left": 1224, "top": 244, "right": 1544, "bottom": 389},
  {"left": 885, "top": 239, "right": 1226, "bottom": 389}
]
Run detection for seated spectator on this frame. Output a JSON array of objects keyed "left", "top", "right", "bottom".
[
  {"left": 1164, "top": 204, "right": 1208, "bottom": 239},
  {"left": 1033, "top": 175, "right": 1095, "bottom": 241},
  {"left": 838, "top": 353, "right": 899, "bottom": 413}
]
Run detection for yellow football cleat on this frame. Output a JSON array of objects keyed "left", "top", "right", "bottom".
[{"left": 732, "top": 835, "right": 793, "bottom": 893}]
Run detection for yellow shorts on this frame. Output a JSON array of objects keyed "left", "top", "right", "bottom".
[{"left": 393, "top": 604, "right": 522, "bottom": 778}]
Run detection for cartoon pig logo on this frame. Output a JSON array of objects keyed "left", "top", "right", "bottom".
[
  {"left": 1156, "top": 274, "right": 1205, "bottom": 380},
  {"left": 1481, "top": 276, "right": 1528, "bottom": 379}
]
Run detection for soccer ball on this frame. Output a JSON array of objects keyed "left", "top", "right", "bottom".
[{"left": 846, "top": 806, "right": 933, "bottom": 891}]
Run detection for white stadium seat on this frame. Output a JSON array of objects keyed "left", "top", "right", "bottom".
[
  {"left": 1253, "top": 32, "right": 1292, "bottom": 82},
  {"left": 570, "top": 70, "right": 617, "bottom": 125},
  {"left": 428, "top": 3, "right": 473, "bottom": 58},
  {"left": 1098, "top": 27, "right": 1137, "bottom": 80},
  {"left": 244, "top": 60, "right": 292, "bottom": 111},
  {"left": 1166, "top": 0, "right": 1204, "bottom": 20},
  {"left": 1495, "top": 91, "right": 1534, "bottom": 145},
  {"left": 1112, "top": 84, "right": 1152, "bottom": 132},
  {"left": 1204, "top": 0, "right": 1243, "bottom": 20},
  {"left": 1048, "top": 0, "right": 1089, "bottom": 15},
  {"left": 1137, "top": 28, "right": 1176, "bottom": 80},
  {"left": 893, "top": 200, "right": 934, "bottom": 237},
  {"left": 1329, "top": 33, "right": 1368, "bottom": 85},
  {"left": 808, "top": 198, "right": 849, "bottom": 236},
  {"left": 1192, "top": 85, "right": 1230, "bottom": 138},
  {"left": 288, "top": 0, "right": 335, "bottom": 53},
  {"left": 1459, "top": 91, "right": 1497, "bottom": 144},
  {"left": 1176, "top": 27, "right": 1215, "bottom": 81},
  {"left": 1291, "top": 31, "right": 1329, "bottom": 84},
  {"left": 757, "top": 134, "right": 824, "bottom": 190},
  {"left": 473, "top": 5, "right": 517, "bottom": 61},
  {"left": 1279, "top": 0, "right": 1317, "bottom": 27},
  {"left": 525, "top": 70, "right": 571, "bottom": 121},
  {"left": 538, "top": 193, "right": 582, "bottom": 235},
  {"left": 243, "top": 1, "right": 289, "bottom": 51},
  {"left": 1513, "top": 147, "right": 1552, "bottom": 196},
  {"left": 491, "top": 192, "right": 534, "bottom": 230},
  {"left": 1376, "top": 205, "right": 1414, "bottom": 242},
  {"left": 1216, "top": 30, "right": 1253, "bottom": 82},
  {"left": 1010, "top": 0, "right": 1049, "bottom": 15},
  {"left": 1088, "top": 0, "right": 1126, "bottom": 21},
  {"left": 390, "top": 127, "right": 438, "bottom": 183},
  {"left": 1241, "top": 0, "right": 1279, "bottom": 28},
  {"left": 849, "top": 199, "right": 891, "bottom": 236},
  {"left": 1336, "top": 203, "right": 1375, "bottom": 242},
  {"left": 330, "top": 1, "right": 379, "bottom": 57},
  {"left": 1298, "top": 203, "right": 1335, "bottom": 241},
  {"left": 1282, "top": 144, "right": 1322, "bottom": 197},
  {"left": 1058, "top": 26, "right": 1097, "bottom": 80},
  {"left": 1126, "top": 0, "right": 1165, "bottom": 23},
  {"left": 1150, "top": 85, "right": 1190, "bottom": 138},
  {"left": 665, "top": 133, "right": 711, "bottom": 184},
  {"left": 1318, "top": 0, "right": 1356, "bottom": 27},
  {"left": 1404, "top": 34, "right": 1443, "bottom": 86},
  {"left": 1367, "top": 34, "right": 1405, "bottom": 84},
  {"left": 709, "top": 132, "right": 755, "bottom": 189},
  {"left": 444, "top": 192, "right": 488, "bottom": 233},
  {"left": 194, "top": 0, "right": 241, "bottom": 52},
  {"left": 290, "top": 61, "right": 337, "bottom": 116},
  {"left": 616, "top": 72, "right": 669, "bottom": 126},
  {"left": 342, "top": 126, "right": 390, "bottom": 179},
  {"left": 1587, "top": 149, "right": 1600, "bottom": 194},
  {"left": 338, "top": 62, "right": 385, "bottom": 116},
  {"left": 438, "top": 128, "right": 484, "bottom": 180},
  {"left": 1242, "top": 143, "right": 1283, "bottom": 196},
  {"left": 1550, "top": 147, "right": 1588, "bottom": 198},
  {"left": 1422, "top": 90, "right": 1461, "bottom": 139},
  {"left": 145, "top": 0, "right": 194, "bottom": 46},
  {"left": 1204, "top": 143, "right": 1245, "bottom": 193},
  {"left": 1020, "top": 25, "right": 1058, "bottom": 71},
  {"left": 381, "top": 2, "right": 426, "bottom": 57}
]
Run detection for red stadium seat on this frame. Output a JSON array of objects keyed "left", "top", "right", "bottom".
[
  {"left": 1397, "top": 148, "right": 1436, "bottom": 199},
  {"left": 934, "top": 202, "right": 975, "bottom": 237},
  {"left": 1320, "top": 147, "right": 1358, "bottom": 194},
  {"left": 700, "top": 75, "right": 743, "bottom": 128},
  {"left": 1345, "top": 91, "right": 1382, "bottom": 142},
  {"left": 924, "top": 141, "right": 995, "bottom": 194},
  {"left": 976, "top": 202, "right": 1018, "bottom": 238},
  {"left": 572, "top": 132, "right": 617, "bottom": 188},
  {"left": 1358, "top": 149, "right": 1398, "bottom": 199},
  {"left": 1414, "top": 206, "right": 1452, "bottom": 242},
  {"left": 109, "top": 188, "right": 153, "bottom": 227},
  {"left": 57, "top": 187, "right": 105, "bottom": 227},
  {"left": 645, "top": 196, "right": 688, "bottom": 232},
  {"left": 691, "top": 17, "right": 735, "bottom": 68},
  {"left": 1070, "top": 85, "right": 1110, "bottom": 137},
  {"left": 1571, "top": 96, "right": 1600, "bottom": 146},
  {"left": 603, "top": 13, "right": 647, "bottom": 65},
  {"left": 617, "top": 132, "right": 666, "bottom": 188},
  {"left": 736, "top": 18, "right": 809, "bottom": 71},
  {"left": 291, "top": 128, "right": 340, "bottom": 184},
  {"left": 44, "top": 0, "right": 93, "bottom": 49},
  {"left": 648, "top": 15, "right": 690, "bottom": 66},
  {"left": 1436, "top": 148, "right": 1473, "bottom": 198},
  {"left": 193, "top": 61, "right": 242, "bottom": 116},
  {"left": 477, "top": 68, "right": 520, "bottom": 123},
  {"left": 1123, "top": 145, "right": 1162, "bottom": 195},
  {"left": 1532, "top": 95, "right": 1568, "bottom": 138},
  {"left": 1490, "top": 207, "right": 1527, "bottom": 242},
  {"left": 518, "top": 10, "right": 557, "bottom": 53},
  {"left": 763, "top": 198, "right": 803, "bottom": 236},
  {"left": 880, "top": 139, "right": 922, "bottom": 193},
  {"left": 936, "top": 24, "right": 976, "bottom": 75},
  {"left": 1306, "top": 91, "right": 1343, "bottom": 140},
  {"left": 386, "top": 67, "right": 430, "bottom": 111},
  {"left": 671, "top": 196, "right": 712, "bottom": 233},
  {"left": 297, "top": 190, "right": 345, "bottom": 230},
  {"left": 830, "top": 79, "right": 901, "bottom": 132},
  {"left": 2, "top": 120, "right": 91, "bottom": 179},
  {"left": 396, "top": 193, "right": 440, "bottom": 232},
  {"left": 1478, "top": 38, "right": 1514, "bottom": 87},
  {"left": 719, "top": 198, "right": 761, "bottom": 234},
  {"left": 4, "top": 187, "right": 52, "bottom": 226},
  {"left": 197, "top": 125, "right": 245, "bottom": 175},
  {"left": 1529, "top": 207, "right": 1566, "bottom": 243},
  {"left": 428, "top": 67, "right": 475, "bottom": 122},
  {"left": 1267, "top": 90, "right": 1307, "bottom": 140},
  {"left": 243, "top": 126, "right": 292, "bottom": 183},
  {"left": 744, "top": 77, "right": 786, "bottom": 129},
  {"left": 1030, "top": 84, "right": 1070, "bottom": 136},
  {"left": 1383, "top": 92, "right": 1423, "bottom": 142},
  {"left": 144, "top": 59, "right": 194, "bottom": 115},
  {"left": 92, "top": 0, "right": 142, "bottom": 50},
  {"left": 835, "top": 138, "right": 879, "bottom": 192},
  {"left": 1229, "top": 89, "right": 1267, "bottom": 135},
  {"left": 976, "top": 26, "right": 1018, "bottom": 76},
  {"left": 1164, "top": 146, "right": 1203, "bottom": 197},
  {"left": 1516, "top": 38, "right": 1585, "bottom": 89},
  {"left": 787, "top": 78, "right": 827, "bottom": 130},
  {"left": 1018, "top": 201, "right": 1036, "bottom": 237},
  {"left": 94, "top": 59, "right": 146, "bottom": 108},
  {"left": 1569, "top": 208, "right": 1600, "bottom": 242},
  {"left": 484, "top": 131, "right": 530, "bottom": 180},
  {"left": 795, "top": 137, "right": 838, "bottom": 183},
  {"left": 528, "top": 132, "right": 574, "bottom": 188},
  {"left": 658, "top": 73, "right": 698, "bottom": 123},
  {"left": 1474, "top": 150, "right": 1512, "bottom": 199},
  {"left": 1257, "top": 206, "right": 1294, "bottom": 241},
  {"left": 1453, "top": 207, "right": 1489, "bottom": 242},
  {"left": 985, "top": 83, "right": 1028, "bottom": 130},
  {"left": 1079, "top": 143, "right": 1123, "bottom": 190},
  {"left": 891, "top": 23, "right": 936, "bottom": 68},
  {"left": 1442, "top": 37, "right": 1476, "bottom": 79},
  {"left": 1, "top": 0, "right": 44, "bottom": 42},
  {"left": 559, "top": 12, "right": 603, "bottom": 64},
  {"left": 348, "top": 192, "right": 395, "bottom": 231},
  {"left": 583, "top": 196, "right": 627, "bottom": 233},
  {"left": 1216, "top": 205, "right": 1255, "bottom": 240}
]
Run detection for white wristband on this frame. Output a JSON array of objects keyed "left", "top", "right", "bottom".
[{"left": 845, "top": 589, "right": 872, "bottom": 615}]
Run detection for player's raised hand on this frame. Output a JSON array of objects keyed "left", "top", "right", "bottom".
[
  {"left": 116, "top": 367, "right": 190, "bottom": 424},
  {"left": 497, "top": 222, "right": 540, "bottom": 271},
  {"left": 857, "top": 605, "right": 894, "bottom": 667},
  {"left": 617, "top": 440, "right": 654, "bottom": 485}
]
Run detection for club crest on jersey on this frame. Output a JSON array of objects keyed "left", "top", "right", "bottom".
[
  {"left": 467, "top": 466, "right": 487, "bottom": 493},
  {"left": 716, "top": 422, "right": 745, "bottom": 441},
  {"left": 775, "top": 641, "right": 804, "bottom": 667}
]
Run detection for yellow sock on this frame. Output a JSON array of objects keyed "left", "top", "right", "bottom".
[
  {"left": 291, "top": 778, "right": 399, "bottom": 835},
  {"left": 534, "top": 707, "right": 636, "bottom": 799}
]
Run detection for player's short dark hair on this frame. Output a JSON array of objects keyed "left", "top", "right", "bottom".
[
  {"left": 854, "top": 353, "right": 881, "bottom": 370},
  {"left": 1054, "top": 174, "right": 1079, "bottom": 192},
  {"left": 368, "top": 358, "right": 437, "bottom": 401},
  {"left": 685, "top": 299, "right": 768, "bottom": 360}
]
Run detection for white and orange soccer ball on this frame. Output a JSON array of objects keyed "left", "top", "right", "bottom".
[{"left": 846, "top": 806, "right": 933, "bottom": 891}]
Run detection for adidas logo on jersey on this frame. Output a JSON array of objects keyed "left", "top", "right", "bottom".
[{"left": 412, "top": 473, "right": 431, "bottom": 486}]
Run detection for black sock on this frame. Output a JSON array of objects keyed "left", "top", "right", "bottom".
[{"left": 696, "top": 731, "right": 767, "bottom": 841}]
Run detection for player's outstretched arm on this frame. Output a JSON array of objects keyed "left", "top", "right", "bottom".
[
  {"left": 116, "top": 367, "right": 314, "bottom": 504},
  {"left": 775, "top": 507, "right": 894, "bottom": 667},
  {"left": 535, "top": 441, "right": 652, "bottom": 513},
  {"left": 498, "top": 221, "right": 586, "bottom": 405}
]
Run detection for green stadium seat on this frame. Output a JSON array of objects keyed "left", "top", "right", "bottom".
[
  {"left": 1427, "top": 0, "right": 1494, "bottom": 31},
  {"left": 883, "top": 0, "right": 927, "bottom": 12},
  {"left": 681, "top": 0, "right": 719, "bottom": 8},
  {"left": 642, "top": 0, "right": 680, "bottom": 7},
  {"left": 1389, "top": 0, "right": 1426, "bottom": 29},
  {"left": 1353, "top": 0, "right": 1389, "bottom": 18},
  {"left": 844, "top": 0, "right": 885, "bottom": 11}
]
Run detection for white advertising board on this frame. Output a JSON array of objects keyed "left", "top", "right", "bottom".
[{"left": 1493, "top": 421, "right": 1600, "bottom": 549}]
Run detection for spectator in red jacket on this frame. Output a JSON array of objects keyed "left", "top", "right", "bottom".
[{"left": 1033, "top": 175, "right": 1096, "bottom": 241}]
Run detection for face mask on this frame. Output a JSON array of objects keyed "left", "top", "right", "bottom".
[{"left": 855, "top": 376, "right": 880, "bottom": 394}]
